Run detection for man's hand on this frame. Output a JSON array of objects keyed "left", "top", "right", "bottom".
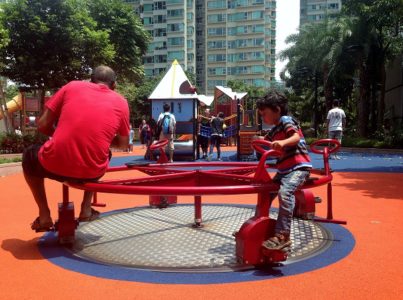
[{"left": 37, "top": 108, "right": 56, "bottom": 137}]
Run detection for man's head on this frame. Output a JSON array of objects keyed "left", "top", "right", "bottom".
[
  {"left": 333, "top": 99, "right": 340, "bottom": 107},
  {"left": 256, "top": 91, "right": 288, "bottom": 125},
  {"left": 163, "top": 103, "right": 171, "bottom": 112},
  {"left": 91, "top": 66, "right": 117, "bottom": 90},
  {"left": 218, "top": 112, "right": 224, "bottom": 118}
]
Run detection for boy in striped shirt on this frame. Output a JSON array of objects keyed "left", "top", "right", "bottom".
[{"left": 256, "top": 91, "right": 312, "bottom": 250}]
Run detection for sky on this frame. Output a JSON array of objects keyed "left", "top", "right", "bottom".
[{"left": 275, "top": 0, "right": 300, "bottom": 80}]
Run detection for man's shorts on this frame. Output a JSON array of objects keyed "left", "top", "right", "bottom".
[
  {"left": 22, "top": 144, "right": 108, "bottom": 183},
  {"left": 328, "top": 130, "right": 342, "bottom": 140},
  {"left": 159, "top": 133, "right": 174, "bottom": 151}
]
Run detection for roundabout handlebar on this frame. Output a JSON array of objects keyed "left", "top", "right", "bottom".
[
  {"left": 252, "top": 139, "right": 282, "bottom": 157},
  {"left": 149, "top": 139, "right": 169, "bottom": 151},
  {"left": 251, "top": 140, "right": 281, "bottom": 183},
  {"left": 310, "top": 139, "right": 341, "bottom": 155}
]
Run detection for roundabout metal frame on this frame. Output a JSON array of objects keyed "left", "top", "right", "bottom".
[{"left": 56, "top": 138, "right": 347, "bottom": 266}]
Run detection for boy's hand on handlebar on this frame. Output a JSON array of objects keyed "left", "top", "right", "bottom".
[{"left": 271, "top": 141, "right": 285, "bottom": 151}]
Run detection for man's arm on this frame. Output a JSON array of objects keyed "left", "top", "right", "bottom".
[
  {"left": 111, "top": 135, "right": 129, "bottom": 150},
  {"left": 36, "top": 108, "right": 57, "bottom": 137}
]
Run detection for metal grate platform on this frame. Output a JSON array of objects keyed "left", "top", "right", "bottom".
[{"left": 71, "top": 204, "right": 332, "bottom": 272}]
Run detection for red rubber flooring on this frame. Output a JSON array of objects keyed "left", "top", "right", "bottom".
[{"left": 1, "top": 146, "right": 402, "bottom": 299}]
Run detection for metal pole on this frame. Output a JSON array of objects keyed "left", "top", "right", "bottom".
[{"left": 236, "top": 96, "right": 240, "bottom": 161}]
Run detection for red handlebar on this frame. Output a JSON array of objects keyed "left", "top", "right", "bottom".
[
  {"left": 149, "top": 139, "right": 169, "bottom": 151},
  {"left": 310, "top": 139, "right": 341, "bottom": 154},
  {"left": 252, "top": 139, "right": 282, "bottom": 157}
]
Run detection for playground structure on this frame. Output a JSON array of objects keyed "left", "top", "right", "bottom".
[
  {"left": 148, "top": 60, "right": 213, "bottom": 161},
  {"left": 0, "top": 92, "right": 44, "bottom": 135},
  {"left": 55, "top": 138, "right": 345, "bottom": 266},
  {"left": 148, "top": 60, "right": 258, "bottom": 161}
]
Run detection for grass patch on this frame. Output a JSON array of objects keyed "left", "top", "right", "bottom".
[{"left": 0, "top": 157, "right": 22, "bottom": 164}]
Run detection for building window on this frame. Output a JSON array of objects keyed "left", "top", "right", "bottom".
[{"left": 154, "top": 2, "right": 166, "bottom": 10}]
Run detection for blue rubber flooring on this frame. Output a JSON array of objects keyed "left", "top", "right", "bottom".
[{"left": 110, "top": 150, "right": 403, "bottom": 173}]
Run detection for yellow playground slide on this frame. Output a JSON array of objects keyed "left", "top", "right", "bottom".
[{"left": 0, "top": 94, "right": 22, "bottom": 120}]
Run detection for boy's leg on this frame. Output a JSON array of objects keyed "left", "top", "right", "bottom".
[{"left": 263, "top": 170, "right": 310, "bottom": 250}]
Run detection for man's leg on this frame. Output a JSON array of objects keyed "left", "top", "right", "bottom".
[
  {"left": 23, "top": 172, "right": 52, "bottom": 226},
  {"left": 22, "top": 145, "right": 54, "bottom": 228},
  {"left": 79, "top": 191, "right": 94, "bottom": 219},
  {"left": 216, "top": 136, "right": 222, "bottom": 160}
]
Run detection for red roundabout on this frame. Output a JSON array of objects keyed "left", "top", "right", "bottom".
[{"left": 56, "top": 138, "right": 346, "bottom": 266}]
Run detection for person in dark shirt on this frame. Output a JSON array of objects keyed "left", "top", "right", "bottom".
[{"left": 207, "top": 112, "right": 225, "bottom": 161}]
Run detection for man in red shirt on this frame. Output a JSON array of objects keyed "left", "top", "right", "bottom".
[{"left": 22, "top": 66, "right": 130, "bottom": 232}]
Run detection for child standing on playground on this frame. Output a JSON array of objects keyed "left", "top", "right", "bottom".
[{"left": 256, "top": 91, "right": 312, "bottom": 250}]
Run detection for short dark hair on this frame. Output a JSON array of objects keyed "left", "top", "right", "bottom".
[
  {"left": 163, "top": 103, "right": 171, "bottom": 112},
  {"left": 218, "top": 112, "right": 224, "bottom": 118},
  {"left": 91, "top": 66, "right": 116, "bottom": 88},
  {"left": 333, "top": 99, "right": 340, "bottom": 107},
  {"left": 256, "top": 91, "right": 288, "bottom": 115}
]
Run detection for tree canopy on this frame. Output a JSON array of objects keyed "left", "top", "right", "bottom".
[
  {"left": 0, "top": 0, "right": 150, "bottom": 91},
  {"left": 280, "top": 0, "right": 403, "bottom": 138}
]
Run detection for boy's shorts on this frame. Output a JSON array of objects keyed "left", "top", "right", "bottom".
[{"left": 22, "top": 144, "right": 109, "bottom": 183}]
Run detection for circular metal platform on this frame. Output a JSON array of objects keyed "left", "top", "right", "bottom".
[{"left": 71, "top": 204, "right": 332, "bottom": 272}]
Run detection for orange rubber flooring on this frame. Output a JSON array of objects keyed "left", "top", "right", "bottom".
[{"left": 0, "top": 145, "right": 402, "bottom": 299}]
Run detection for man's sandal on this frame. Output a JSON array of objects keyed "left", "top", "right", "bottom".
[
  {"left": 31, "top": 217, "right": 54, "bottom": 232},
  {"left": 78, "top": 208, "right": 100, "bottom": 222}
]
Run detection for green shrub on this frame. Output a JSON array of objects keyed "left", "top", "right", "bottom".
[{"left": 0, "top": 132, "right": 48, "bottom": 154}]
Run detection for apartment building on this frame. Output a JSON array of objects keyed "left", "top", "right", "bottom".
[
  {"left": 300, "top": 0, "right": 342, "bottom": 25},
  {"left": 126, "top": 0, "right": 277, "bottom": 94},
  {"left": 126, "top": 0, "right": 197, "bottom": 78}
]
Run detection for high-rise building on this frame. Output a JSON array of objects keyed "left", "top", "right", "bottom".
[
  {"left": 200, "top": 0, "right": 277, "bottom": 94},
  {"left": 125, "top": 0, "right": 277, "bottom": 95},
  {"left": 300, "top": 0, "right": 342, "bottom": 25},
  {"left": 125, "top": 0, "right": 197, "bottom": 78}
]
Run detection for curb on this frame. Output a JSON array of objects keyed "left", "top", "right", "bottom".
[{"left": 0, "top": 162, "right": 22, "bottom": 177}]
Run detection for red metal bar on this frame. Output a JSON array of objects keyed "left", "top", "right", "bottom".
[
  {"left": 327, "top": 182, "right": 333, "bottom": 220},
  {"left": 91, "top": 192, "right": 106, "bottom": 207},
  {"left": 62, "top": 184, "right": 69, "bottom": 204},
  {"left": 67, "top": 181, "right": 280, "bottom": 196},
  {"left": 194, "top": 196, "right": 202, "bottom": 227},
  {"left": 314, "top": 218, "right": 347, "bottom": 225},
  {"left": 255, "top": 192, "right": 272, "bottom": 218}
]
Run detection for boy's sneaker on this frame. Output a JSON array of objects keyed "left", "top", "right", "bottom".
[
  {"left": 217, "top": 158, "right": 222, "bottom": 161},
  {"left": 262, "top": 233, "right": 292, "bottom": 250}
]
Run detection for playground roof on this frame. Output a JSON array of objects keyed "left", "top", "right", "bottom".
[
  {"left": 214, "top": 86, "right": 248, "bottom": 101},
  {"left": 149, "top": 60, "right": 213, "bottom": 106}
]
